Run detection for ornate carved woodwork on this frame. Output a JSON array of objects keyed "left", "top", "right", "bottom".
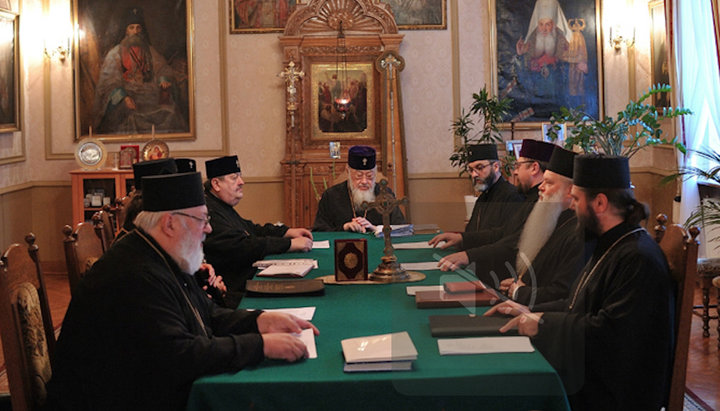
[{"left": 279, "top": 0, "right": 408, "bottom": 227}]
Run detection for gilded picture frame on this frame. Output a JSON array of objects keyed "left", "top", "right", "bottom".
[
  {"left": 0, "top": 9, "right": 20, "bottom": 133},
  {"left": 310, "top": 62, "right": 375, "bottom": 142},
  {"left": 649, "top": 0, "right": 670, "bottom": 107},
  {"left": 72, "top": 0, "right": 195, "bottom": 142},
  {"left": 490, "top": 0, "right": 604, "bottom": 129},
  {"left": 230, "top": 0, "right": 299, "bottom": 33},
  {"left": 380, "top": 0, "right": 446, "bottom": 30}
]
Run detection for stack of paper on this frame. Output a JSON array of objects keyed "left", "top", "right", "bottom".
[
  {"left": 341, "top": 331, "right": 418, "bottom": 372},
  {"left": 256, "top": 263, "right": 314, "bottom": 278},
  {"left": 252, "top": 259, "right": 319, "bottom": 269},
  {"left": 373, "top": 224, "right": 414, "bottom": 238}
]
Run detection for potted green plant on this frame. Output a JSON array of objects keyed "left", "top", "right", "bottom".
[
  {"left": 547, "top": 84, "right": 691, "bottom": 157},
  {"left": 663, "top": 149, "right": 720, "bottom": 245},
  {"left": 450, "top": 86, "right": 513, "bottom": 177}
]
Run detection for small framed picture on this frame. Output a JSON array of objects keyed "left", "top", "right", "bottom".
[
  {"left": 119, "top": 145, "right": 139, "bottom": 169},
  {"left": 542, "top": 123, "right": 566, "bottom": 146},
  {"left": 505, "top": 140, "right": 523, "bottom": 158}
]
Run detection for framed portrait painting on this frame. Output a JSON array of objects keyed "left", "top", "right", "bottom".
[
  {"left": 230, "top": 0, "right": 299, "bottom": 33},
  {"left": 491, "top": 0, "right": 603, "bottom": 128},
  {"left": 649, "top": 0, "right": 670, "bottom": 107},
  {"left": 0, "top": 9, "right": 20, "bottom": 133},
  {"left": 380, "top": 0, "right": 446, "bottom": 30},
  {"left": 72, "top": 0, "right": 194, "bottom": 142}
]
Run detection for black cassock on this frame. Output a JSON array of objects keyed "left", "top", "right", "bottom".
[
  {"left": 532, "top": 222, "right": 674, "bottom": 410},
  {"left": 48, "top": 230, "right": 265, "bottom": 411},
  {"left": 312, "top": 180, "right": 406, "bottom": 231},
  {"left": 203, "top": 190, "right": 290, "bottom": 294},
  {"left": 510, "top": 209, "right": 590, "bottom": 306},
  {"left": 462, "top": 176, "right": 524, "bottom": 245}
]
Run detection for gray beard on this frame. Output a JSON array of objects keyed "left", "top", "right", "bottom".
[
  {"left": 350, "top": 184, "right": 376, "bottom": 212},
  {"left": 474, "top": 173, "right": 496, "bottom": 194},
  {"left": 177, "top": 232, "right": 205, "bottom": 275},
  {"left": 515, "top": 189, "right": 566, "bottom": 278},
  {"left": 533, "top": 31, "right": 557, "bottom": 57}
]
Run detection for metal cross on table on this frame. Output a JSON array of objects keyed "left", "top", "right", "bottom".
[{"left": 362, "top": 179, "right": 409, "bottom": 282}]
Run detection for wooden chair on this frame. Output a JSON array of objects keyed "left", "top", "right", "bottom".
[
  {"left": 0, "top": 234, "right": 55, "bottom": 410},
  {"left": 114, "top": 192, "right": 134, "bottom": 232},
  {"left": 62, "top": 222, "right": 104, "bottom": 296},
  {"left": 713, "top": 275, "right": 720, "bottom": 348},
  {"left": 92, "top": 205, "right": 116, "bottom": 251},
  {"left": 654, "top": 214, "right": 700, "bottom": 411}
]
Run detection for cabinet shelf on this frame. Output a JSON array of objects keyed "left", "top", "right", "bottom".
[{"left": 71, "top": 168, "right": 135, "bottom": 227}]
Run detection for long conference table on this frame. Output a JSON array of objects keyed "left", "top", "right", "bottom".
[{"left": 187, "top": 232, "right": 570, "bottom": 410}]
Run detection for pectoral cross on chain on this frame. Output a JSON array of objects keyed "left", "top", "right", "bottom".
[{"left": 361, "top": 179, "right": 409, "bottom": 281}]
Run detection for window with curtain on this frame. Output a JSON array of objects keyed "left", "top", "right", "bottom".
[{"left": 673, "top": 0, "right": 720, "bottom": 257}]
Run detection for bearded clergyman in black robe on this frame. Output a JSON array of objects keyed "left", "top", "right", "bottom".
[
  {"left": 497, "top": 146, "right": 592, "bottom": 306},
  {"left": 202, "top": 155, "right": 313, "bottom": 305},
  {"left": 487, "top": 154, "right": 674, "bottom": 410},
  {"left": 48, "top": 172, "right": 317, "bottom": 410},
  {"left": 312, "top": 145, "right": 405, "bottom": 232},
  {"left": 428, "top": 143, "right": 523, "bottom": 252},
  {"left": 434, "top": 140, "right": 556, "bottom": 286}
]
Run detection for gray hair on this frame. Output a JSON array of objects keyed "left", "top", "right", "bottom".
[{"left": 133, "top": 210, "right": 167, "bottom": 231}]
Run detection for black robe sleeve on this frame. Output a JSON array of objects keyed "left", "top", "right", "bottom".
[
  {"left": 461, "top": 178, "right": 526, "bottom": 248},
  {"left": 204, "top": 192, "right": 291, "bottom": 291}
]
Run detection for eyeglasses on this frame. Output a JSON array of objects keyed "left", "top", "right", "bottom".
[
  {"left": 172, "top": 212, "right": 211, "bottom": 227},
  {"left": 513, "top": 160, "right": 536, "bottom": 170},
  {"left": 467, "top": 163, "right": 494, "bottom": 174}
]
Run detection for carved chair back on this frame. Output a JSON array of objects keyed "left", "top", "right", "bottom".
[
  {"left": 0, "top": 234, "right": 54, "bottom": 410},
  {"left": 654, "top": 214, "right": 700, "bottom": 411},
  {"left": 62, "top": 222, "right": 104, "bottom": 296}
]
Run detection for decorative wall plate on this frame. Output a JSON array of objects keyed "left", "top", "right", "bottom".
[
  {"left": 75, "top": 138, "right": 107, "bottom": 170},
  {"left": 141, "top": 139, "right": 170, "bottom": 161}
]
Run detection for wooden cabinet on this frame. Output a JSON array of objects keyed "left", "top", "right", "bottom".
[
  {"left": 278, "top": 0, "right": 408, "bottom": 227},
  {"left": 70, "top": 169, "right": 134, "bottom": 225}
]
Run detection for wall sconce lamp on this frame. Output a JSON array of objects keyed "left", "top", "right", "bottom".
[
  {"left": 44, "top": 41, "right": 70, "bottom": 62},
  {"left": 609, "top": 25, "right": 635, "bottom": 51},
  {"left": 43, "top": 18, "right": 73, "bottom": 62}
]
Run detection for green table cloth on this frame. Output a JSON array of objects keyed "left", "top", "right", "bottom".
[{"left": 187, "top": 232, "right": 569, "bottom": 410}]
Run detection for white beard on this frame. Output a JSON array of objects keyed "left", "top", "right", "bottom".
[
  {"left": 350, "top": 183, "right": 376, "bottom": 212},
  {"left": 533, "top": 30, "right": 557, "bottom": 57},
  {"left": 515, "top": 189, "right": 566, "bottom": 278},
  {"left": 176, "top": 232, "right": 205, "bottom": 275}
]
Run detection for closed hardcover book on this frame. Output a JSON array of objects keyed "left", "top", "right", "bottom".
[
  {"left": 428, "top": 315, "right": 518, "bottom": 337},
  {"left": 415, "top": 289, "right": 499, "bottom": 308},
  {"left": 341, "top": 331, "right": 418, "bottom": 364},
  {"left": 245, "top": 279, "right": 325, "bottom": 296}
]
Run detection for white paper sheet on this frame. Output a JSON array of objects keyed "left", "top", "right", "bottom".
[
  {"left": 394, "top": 241, "right": 445, "bottom": 250},
  {"left": 312, "top": 240, "right": 330, "bottom": 249},
  {"left": 252, "top": 259, "right": 319, "bottom": 269},
  {"left": 437, "top": 336, "right": 535, "bottom": 355},
  {"left": 405, "top": 285, "right": 444, "bottom": 296},
  {"left": 297, "top": 328, "right": 317, "bottom": 359},
  {"left": 401, "top": 262, "right": 441, "bottom": 271},
  {"left": 254, "top": 306, "right": 316, "bottom": 321}
]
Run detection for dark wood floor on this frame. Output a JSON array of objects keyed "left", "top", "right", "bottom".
[{"left": 1, "top": 273, "right": 718, "bottom": 408}]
